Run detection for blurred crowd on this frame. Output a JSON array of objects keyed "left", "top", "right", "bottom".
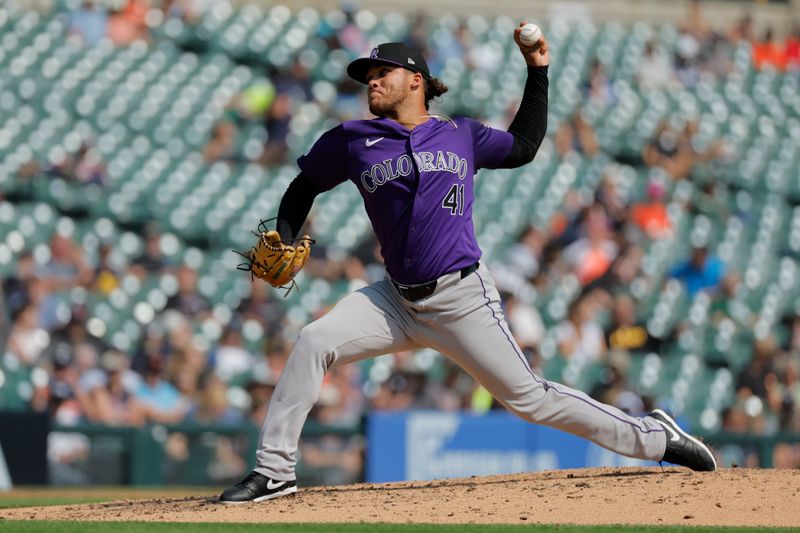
[{"left": 3, "top": 0, "right": 800, "bottom": 483}]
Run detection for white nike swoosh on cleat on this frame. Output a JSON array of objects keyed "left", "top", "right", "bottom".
[
  {"left": 365, "top": 137, "right": 384, "bottom": 147},
  {"left": 656, "top": 420, "right": 681, "bottom": 442},
  {"left": 266, "top": 479, "right": 286, "bottom": 490},
  {"left": 252, "top": 485, "right": 297, "bottom": 503},
  {"left": 652, "top": 408, "right": 717, "bottom": 470}
]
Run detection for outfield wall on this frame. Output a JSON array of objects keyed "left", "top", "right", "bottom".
[
  {"left": 366, "top": 411, "right": 656, "bottom": 483},
  {"left": 2, "top": 410, "right": 798, "bottom": 486}
]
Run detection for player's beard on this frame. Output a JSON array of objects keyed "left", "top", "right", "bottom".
[{"left": 368, "top": 84, "right": 409, "bottom": 118}]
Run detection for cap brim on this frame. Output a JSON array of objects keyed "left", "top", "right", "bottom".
[{"left": 346, "top": 57, "right": 416, "bottom": 84}]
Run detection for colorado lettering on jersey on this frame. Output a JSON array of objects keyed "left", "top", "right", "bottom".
[{"left": 360, "top": 150, "right": 468, "bottom": 193}]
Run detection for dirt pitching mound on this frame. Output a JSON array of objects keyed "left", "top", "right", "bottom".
[{"left": 2, "top": 467, "right": 798, "bottom": 527}]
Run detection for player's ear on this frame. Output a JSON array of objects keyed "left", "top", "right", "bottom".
[{"left": 410, "top": 72, "right": 423, "bottom": 89}]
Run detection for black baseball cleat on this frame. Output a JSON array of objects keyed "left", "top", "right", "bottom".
[
  {"left": 650, "top": 409, "right": 717, "bottom": 472},
  {"left": 219, "top": 471, "right": 297, "bottom": 504}
]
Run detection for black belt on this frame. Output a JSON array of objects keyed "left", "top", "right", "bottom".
[{"left": 392, "top": 262, "right": 479, "bottom": 302}]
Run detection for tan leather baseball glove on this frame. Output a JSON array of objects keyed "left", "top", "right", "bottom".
[{"left": 235, "top": 222, "right": 313, "bottom": 295}]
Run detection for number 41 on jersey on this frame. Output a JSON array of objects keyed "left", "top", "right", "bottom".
[{"left": 442, "top": 184, "right": 465, "bottom": 216}]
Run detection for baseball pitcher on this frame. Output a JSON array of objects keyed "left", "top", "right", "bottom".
[{"left": 221, "top": 21, "right": 716, "bottom": 504}]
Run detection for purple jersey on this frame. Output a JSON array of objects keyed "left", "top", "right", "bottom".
[{"left": 297, "top": 116, "right": 514, "bottom": 284}]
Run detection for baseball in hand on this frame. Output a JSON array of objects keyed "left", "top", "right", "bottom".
[{"left": 519, "top": 23, "right": 542, "bottom": 46}]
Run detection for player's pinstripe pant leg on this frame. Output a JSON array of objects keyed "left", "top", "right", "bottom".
[
  {"left": 255, "top": 264, "right": 666, "bottom": 481},
  {"left": 404, "top": 263, "right": 667, "bottom": 463},
  {"left": 255, "top": 281, "right": 422, "bottom": 481}
]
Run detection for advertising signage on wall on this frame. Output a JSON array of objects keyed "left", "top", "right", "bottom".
[{"left": 367, "top": 411, "right": 657, "bottom": 482}]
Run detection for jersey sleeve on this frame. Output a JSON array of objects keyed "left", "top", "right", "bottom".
[
  {"left": 296, "top": 125, "right": 349, "bottom": 191},
  {"left": 464, "top": 118, "right": 515, "bottom": 170}
]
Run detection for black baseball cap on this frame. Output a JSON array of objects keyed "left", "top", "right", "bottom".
[{"left": 347, "top": 42, "right": 431, "bottom": 84}]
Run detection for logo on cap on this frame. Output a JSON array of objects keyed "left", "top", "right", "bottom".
[
  {"left": 407, "top": 58, "right": 415, "bottom": 65},
  {"left": 370, "top": 47, "right": 379, "bottom": 59}
]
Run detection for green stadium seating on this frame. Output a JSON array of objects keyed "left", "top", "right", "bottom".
[{"left": 4, "top": 4, "right": 800, "bottom": 429}]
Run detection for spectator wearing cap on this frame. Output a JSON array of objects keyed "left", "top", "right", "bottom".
[
  {"left": 669, "top": 244, "right": 726, "bottom": 297},
  {"left": 630, "top": 179, "right": 673, "bottom": 240}
]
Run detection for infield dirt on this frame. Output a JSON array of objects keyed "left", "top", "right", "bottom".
[{"left": 1, "top": 467, "right": 798, "bottom": 527}]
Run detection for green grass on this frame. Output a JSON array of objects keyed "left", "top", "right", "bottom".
[{"left": 0, "top": 523, "right": 795, "bottom": 532}]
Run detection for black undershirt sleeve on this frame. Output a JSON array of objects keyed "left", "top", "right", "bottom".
[
  {"left": 276, "top": 172, "right": 323, "bottom": 241},
  {"left": 502, "top": 65, "right": 549, "bottom": 168}
]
